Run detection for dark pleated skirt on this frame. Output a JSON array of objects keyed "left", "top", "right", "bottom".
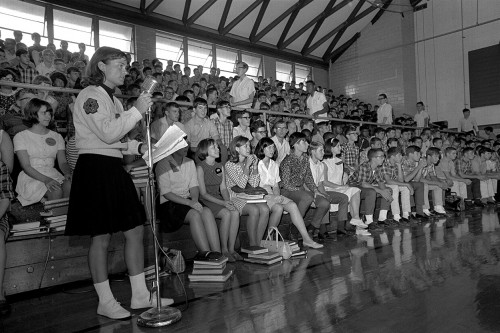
[{"left": 65, "top": 154, "right": 146, "bottom": 236}]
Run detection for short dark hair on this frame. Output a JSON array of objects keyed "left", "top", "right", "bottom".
[
  {"left": 193, "top": 97, "right": 207, "bottom": 108},
  {"left": 379, "top": 93, "right": 387, "bottom": 99},
  {"left": 15, "top": 49, "right": 28, "bottom": 57},
  {"left": 250, "top": 120, "right": 266, "bottom": 134},
  {"left": 387, "top": 147, "right": 402, "bottom": 158},
  {"left": 255, "top": 137, "right": 277, "bottom": 161},
  {"left": 368, "top": 148, "right": 383, "bottom": 161},
  {"left": 24, "top": 98, "right": 52, "bottom": 127},
  {"left": 406, "top": 145, "right": 421, "bottom": 155},
  {"left": 426, "top": 147, "right": 441, "bottom": 157},
  {"left": 432, "top": 137, "right": 443, "bottom": 145},
  {"left": 197, "top": 138, "right": 216, "bottom": 161}
]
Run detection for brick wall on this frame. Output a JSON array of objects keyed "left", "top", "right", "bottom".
[{"left": 329, "top": 10, "right": 417, "bottom": 116}]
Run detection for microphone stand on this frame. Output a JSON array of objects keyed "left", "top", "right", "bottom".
[{"left": 137, "top": 102, "right": 182, "bottom": 327}]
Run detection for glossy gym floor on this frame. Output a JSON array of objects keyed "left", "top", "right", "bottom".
[{"left": 2, "top": 206, "right": 500, "bottom": 333}]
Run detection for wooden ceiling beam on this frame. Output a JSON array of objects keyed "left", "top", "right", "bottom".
[
  {"left": 303, "top": 4, "right": 376, "bottom": 56},
  {"left": 371, "top": 0, "right": 392, "bottom": 25},
  {"left": 322, "top": 0, "right": 365, "bottom": 59},
  {"left": 41, "top": 0, "right": 329, "bottom": 68},
  {"left": 252, "top": 0, "right": 313, "bottom": 43},
  {"left": 140, "top": 0, "right": 146, "bottom": 14},
  {"left": 220, "top": 0, "right": 264, "bottom": 36},
  {"left": 249, "top": 0, "right": 270, "bottom": 42},
  {"left": 301, "top": 0, "right": 337, "bottom": 54},
  {"left": 182, "top": 0, "right": 191, "bottom": 24},
  {"left": 218, "top": 0, "right": 233, "bottom": 34},
  {"left": 186, "top": 0, "right": 218, "bottom": 26},
  {"left": 277, "top": 0, "right": 312, "bottom": 50},
  {"left": 325, "top": 32, "right": 360, "bottom": 63},
  {"left": 280, "top": 0, "right": 351, "bottom": 50},
  {"left": 145, "top": 0, "right": 164, "bottom": 15}
]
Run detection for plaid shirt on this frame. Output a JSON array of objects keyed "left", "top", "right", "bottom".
[
  {"left": 356, "top": 162, "right": 385, "bottom": 186},
  {"left": 421, "top": 163, "right": 436, "bottom": 179},
  {"left": 455, "top": 157, "right": 472, "bottom": 175},
  {"left": 402, "top": 158, "right": 418, "bottom": 178},
  {"left": 399, "top": 138, "right": 409, "bottom": 153},
  {"left": 15, "top": 64, "right": 38, "bottom": 84},
  {"left": 212, "top": 117, "right": 233, "bottom": 147},
  {"left": 380, "top": 161, "right": 398, "bottom": 180},
  {"left": 341, "top": 142, "right": 359, "bottom": 170}
]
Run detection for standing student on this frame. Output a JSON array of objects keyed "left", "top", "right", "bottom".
[{"left": 65, "top": 47, "right": 170, "bottom": 320}]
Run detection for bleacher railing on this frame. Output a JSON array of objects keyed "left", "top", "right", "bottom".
[{"left": 0, "top": 81, "right": 460, "bottom": 134}]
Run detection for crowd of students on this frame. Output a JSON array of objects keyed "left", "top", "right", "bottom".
[{"left": 0, "top": 31, "right": 499, "bottom": 317}]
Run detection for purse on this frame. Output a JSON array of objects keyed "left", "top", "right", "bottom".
[
  {"left": 260, "top": 227, "right": 293, "bottom": 259},
  {"left": 162, "top": 248, "right": 186, "bottom": 274}
]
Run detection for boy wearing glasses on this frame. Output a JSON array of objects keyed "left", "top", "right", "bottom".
[
  {"left": 233, "top": 110, "right": 252, "bottom": 140},
  {"left": 230, "top": 62, "right": 255, "bottom": 109},
  {"left": 271, "top": 120, "right": 290, "bottom": 165},
  {"left": 376, "top": 93, "right": 393, "bottom": 125}
]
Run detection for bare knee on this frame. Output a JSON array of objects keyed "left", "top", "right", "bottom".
[
  {"left": 91, "top": 234, "right": 111, "bottom": 250},
  {"left": 258, "top": 203, "right": 269, "bottom": 215}
]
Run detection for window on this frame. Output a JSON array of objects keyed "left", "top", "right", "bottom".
[
  {"left": 276, "top": 61, "right": 292, "bottom": 83},
  {"left": 156, "top": 33, "right": 184, "bottom": 68},
  {"left": 0, "top": 1, "right": 48, "bottom": 46},
  {"left": 99, "top": 20, "right": 134, "bottom": 57},
  {"left": 216, "top": 46, "right": 238, "bottom": 79},
  {"left": 187, "top": 39, "right": 212, "bottom": 72},
  {"left": 241, "top": 52, "right": 263, "bottom": 82},
  {"left": 295, "top": 63, "right": 311, "bottom": 85},
  {"left": 53, "top": 9, "right": 94, "bottom": 58}
]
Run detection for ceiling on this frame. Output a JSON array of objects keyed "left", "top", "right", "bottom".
[{"left": 42, "top": 0, "right": 420, "bottom": 68}]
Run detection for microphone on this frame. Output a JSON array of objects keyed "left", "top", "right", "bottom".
[
  {"left": 141, "top": 76, "right": 158, "bottom": 95},
  {"left": 140, "top": 77, "right": 158, "bottom": 117}
]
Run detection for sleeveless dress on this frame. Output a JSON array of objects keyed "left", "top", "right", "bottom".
[
  {"left": 323, "top": 157, "right": 360, "bottom": 200},
  {"left": 199, "top": 160, "right": 245, "bottom": 215}
]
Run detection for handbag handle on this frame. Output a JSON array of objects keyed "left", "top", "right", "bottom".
[{"left": 269, "top": 227, "right": 286, "bottom": 246}]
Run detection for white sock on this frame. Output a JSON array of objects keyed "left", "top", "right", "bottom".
[
  {"left": 129, "top": 272, "right": 149, "bottom": 301},
  {"left": 435, "top": 205, "right": 446, "bottom": 213},
  {"left": 378, "top": 210, "right": 388, "bottom": 221},
  {"left": 393, "top": 214, "right": 401, "bottom": 221},
  {"left": 94, "top": 280, "right": 114, "bottom": 304},
  {"left": 403, "top": 212, "right": 410, "bottom": 219},
  {"left": 380, "top": 232, "right": 389, "bottom": 244},
  {"left": 365, "top": 215, "right": 374, "bottom": 224}
]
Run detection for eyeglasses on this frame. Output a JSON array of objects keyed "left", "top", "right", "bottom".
[
  {"left": 240, "top": 116, "right": 250, "bottom": 119},
  {"left": 377, "top": 98, "right": 385, "bottom": 101},
  {"left": 257, "top": 130, "right": 267, "bottom": 134}
]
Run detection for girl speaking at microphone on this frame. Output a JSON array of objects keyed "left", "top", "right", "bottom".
[{"left": 65, "top": 47, "right": 171, "bottom": 320}]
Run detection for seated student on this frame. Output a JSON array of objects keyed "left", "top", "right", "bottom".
[
  {"left": 387, "top": 138, "right": 399, "bottom": 149},
  {"left": 373, "top": 127, "right": 387, "bottom": 152},
  {"left": 352, "top": 148, "right": 392, "bottom": 231},
  {"left": 471, "top": 147, "right": 498, "bottom": 204},
  {"left": 270, "top": 120, "right": 290, "bottom": 165},
  {"left": 300, "top": 118, "right": 314, "bottom": 133},
  {"left": 13, "top": 98, "right": 72, "bottom": 206},
  {"left": 0, "top": 69, "right": 21, "bottom": 114},
  {"left": 323, "top": 139, "right": 367, "bottom": 234},
  {"left": 455, "top": 147, "right": 484, "bottom": 207},
  {"left": 359, "top": 137, "right": 382, "bottom": 164},
  {"left": 380, "top": 147, "right": 412, "bottom": 223},
  {"left": 399, "top": 128, "right": 412, "bottom": 153},
  {"left": 255, "top": 138, "right": 322, "bottom": 248},
  {"left": 0, "top": 127, "right": 14, "bottom": 315},
  {"left": 250, "top": 120, "right": 267, "bottom": 153},
  {"left": 232, "top": 110, "right": 252, "bottom": 141},
  {"left": 340, "top": 126, "right": 360, "bottom": 181},
  {"left": 196, "top": 139, "right": 242, "bottom": 261},
  {"left": 286, "top": 120, "right": 298, "bottom": 138},
  {"left": 311, "top": 121, "right": 328, "bottom": 144},
  {"left": 156, "top": 145, "right": 221, "bottom": 253},
  {"left": 420, "top": 147, "right": 448, "bottom": 216},
  {"left": 301, "top": 128, "right": 312, "bottom": 144},
  {"left": 184, "top": 97, "right": 220, "bottom": 155},
  {"left": 150, "top": 102, "right": 185, "bottom": 142},
  {"left": 439, "top": 146, "right": 470, "bottom": 206},
  {"left": 224, "top": 136, "right": 269, "bottom": 246},
  {"left": 280, "top": 133, "right": 348, "bottom": 237}
]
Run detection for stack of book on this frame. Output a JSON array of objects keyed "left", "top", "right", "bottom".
[
  {"left": 144, "top": 264, "right": 169, "bottom": 281},
  {"left": 130, "top": 166, "right": 149, "bottom": 185},
  {"left": 11, "top": 221, "right": 47, "bottom": 237},
  {"left": 41, "top": 198, "right": 70, "bottom": 232},
  {"left": 235, "top": 193, "right": 266, "bottom": 203},
  {"left": 242, "top": 246, "right": 283, "bottom": 265},
  {"left": 188, "top": 253, "right": 232, "bottom": 282},
  {"left": 288, "top": 241, "right": 307, "bottom": 258}
]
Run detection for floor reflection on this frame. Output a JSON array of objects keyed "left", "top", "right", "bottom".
[{"left": 4, "top": 207, "right": 500, "bottom": 332}]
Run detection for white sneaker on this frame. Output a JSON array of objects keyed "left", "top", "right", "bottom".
[
  {"left": 350, "top": 218, "right": 368, "bottom": 229},
  {"left": 97, "top": 299, "right": 131, "bottom": 320},
  {"left": 131, "top": 294, "right": 174, "bottom": 309},
  {"left": 356, "top": 228, "right": 371, "bottom": 236}
]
